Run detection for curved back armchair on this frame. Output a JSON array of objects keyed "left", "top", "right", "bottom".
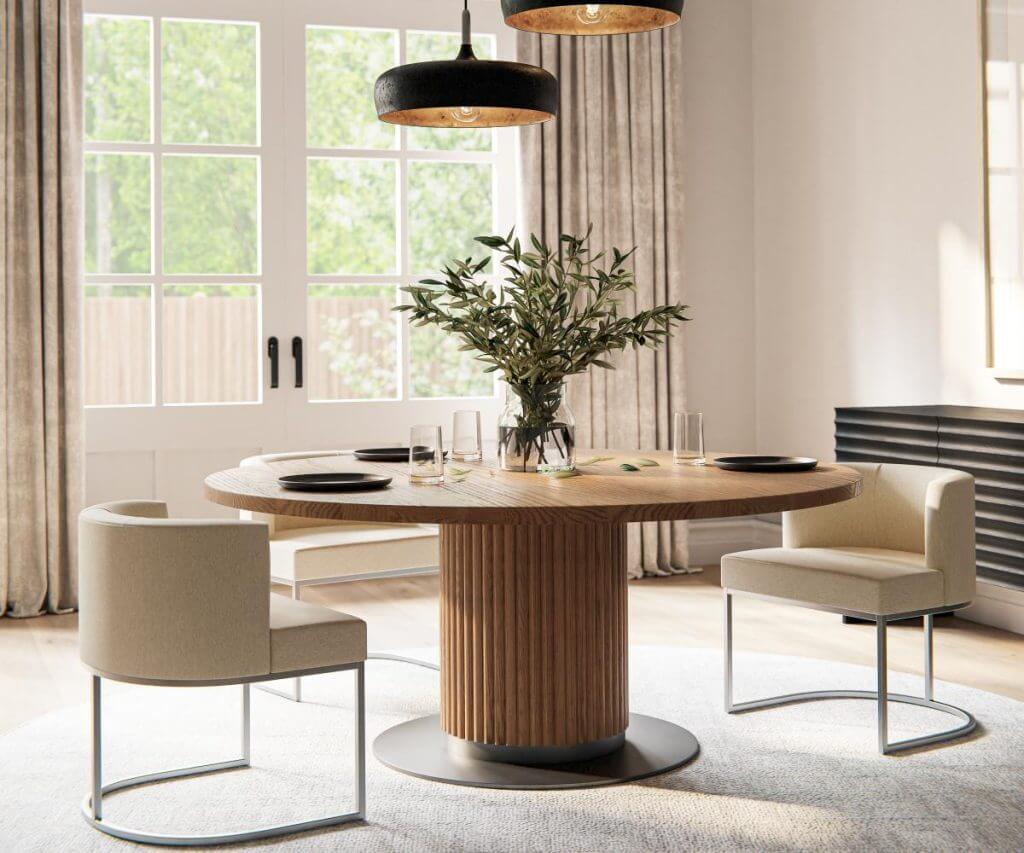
[
  {"left": 78, "top": 500, "right": 366, "bottom": 846},
  {"left": 80, "top": 501, "right": 270, "bottom": 683},
  {"left": 782, "top": 463, "right": 975, "bottom": 607},
  {"left": 721, "top": 462, "right": 977, "bottom": 755}
]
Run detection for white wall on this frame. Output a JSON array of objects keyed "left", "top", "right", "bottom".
[
  {"left": 752, "top": 0, "right": 1024, "bottom": 461},
  {"left": 682, "top": 0, "right": 757, "bottom": 454}
]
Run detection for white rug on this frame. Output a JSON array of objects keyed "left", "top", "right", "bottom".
[{"left": 2, "top": 646, "right": 1022, "bottom": 852}]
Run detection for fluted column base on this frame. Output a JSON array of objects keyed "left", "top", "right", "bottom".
[{"left": 440, "top": 521, "right": 628, "bottom": 752}]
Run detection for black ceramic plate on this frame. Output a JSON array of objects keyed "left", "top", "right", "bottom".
[
  {"left": 278, "top": 473, "right": 392, "bottom": 492},
  {"left": 354, "top": 447, "right": 447, "bottom": 462},
  {"left": 713, "top": 455, "right": 819, "bottom": 473}
]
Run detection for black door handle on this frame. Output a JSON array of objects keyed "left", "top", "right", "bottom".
[
  {"left": 292, "top": 336, "right": 303, "bottom": 389},
  {"left": 268, "top": 336, "right": 279, "bottom": 389}
]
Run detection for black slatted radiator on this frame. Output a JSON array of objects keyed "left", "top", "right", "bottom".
[{"left": 835, "top": 405, "right": 1024, "bottom": 591}]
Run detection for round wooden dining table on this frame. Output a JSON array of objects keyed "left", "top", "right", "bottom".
[{"left": 205, "top": 450, "right": 861, "bottom": 789}]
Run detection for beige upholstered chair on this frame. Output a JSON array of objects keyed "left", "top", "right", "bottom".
[
  {"left": 241, "top": 450, "right": 440, "bottom": 701},
  {"left": 79, "top": 501, "right": 366, "bottom": 846},
  {"left": 721, "top": 462, "right": 977, "bottom": 754}
]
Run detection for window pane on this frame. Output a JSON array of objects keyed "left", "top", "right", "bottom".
[
  {"left": 163, "top": 155, "right": 259, "bottom": 274},
  {"left": 992, "top": 278, "right": 1024, "bottom": 366},
  {"left": 85, "top": 153, "right": 152, "bottom": 274},
  {"left": 162, "top": 19, "right": 258, "bottom": 145},
  {"left": 306, "top": 27, "right": 397, "bottom": 150},
  {"left": 989, "top": 173, "right": 1020, "bottom": 280},
  {"left": 408, "top": 161, "right": 492, "bottom": 274},
  {"left": 307, "top": 285, "right": 398, "bottom": 400},
  {"left": 84, "top": 285, "right": 153, "bottom": 406},
  {"left": 406, "top": 31, "right": 495, "bottom": 152},
  {"left": 307, "top": 158, "right": 397, "bottom": 274},
  {"left": 162, "top": 285, "right": 260, "bottom": 404},
  {"left": 410, "top": 321, "right": 493, "bottom": 398},
  {"left": 85, "top": 15, "right": 151, "bottom": 143},
  {"left": 987, "top": 61, "right": 1017, "bottom": 169}
]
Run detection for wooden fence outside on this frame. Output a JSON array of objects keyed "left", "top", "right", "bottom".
[{"left": 84, "top": 294, "right": 396, "bottom": 406}]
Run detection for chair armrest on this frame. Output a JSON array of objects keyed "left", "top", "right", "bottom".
[{"left": 925, "top": 471, "right": 975, "bottom": 605}]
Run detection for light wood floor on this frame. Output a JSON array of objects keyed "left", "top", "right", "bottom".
[{"left": 2, "top": 569, "right": 1022, "bottom": 735}]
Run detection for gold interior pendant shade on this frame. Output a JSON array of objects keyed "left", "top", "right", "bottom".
[{"left": 501, "top": 1, "right": 684, "bottom": 36}]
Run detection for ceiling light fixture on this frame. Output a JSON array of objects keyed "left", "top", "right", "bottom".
[
  {"left": 375, "top": 1, "right": 558, "bottom": 129},
  {"left": 501, "top": 1, "right": 684, "bottom": 36}
]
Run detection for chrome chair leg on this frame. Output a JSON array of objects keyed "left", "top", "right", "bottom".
[
  {"left": 82, "top": 665, "right": 366, "bottom": 846},
  {"left": 724, "top": 589, "right": 976, "bottom": 755},
  {"left": 876, "top": 617, "right": 888, "bottom": 753}
]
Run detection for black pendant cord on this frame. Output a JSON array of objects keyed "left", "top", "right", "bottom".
[{"left": 462, "top": 0, "right": 471, "bottom": 48}]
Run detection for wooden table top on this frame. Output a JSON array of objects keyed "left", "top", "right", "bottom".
[{"left": 204, "top": 451, "right": 862, "bottom": 526}]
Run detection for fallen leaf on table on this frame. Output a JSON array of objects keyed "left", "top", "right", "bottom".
[
  {"left": 448, "top": 467, "right": 471, "bottom": 476},
  {"left": 627, "top": 458, "right": 660, "bottom": 468},
  {"left": 619, "top": 463, "right": 640, "bottom": 472},
  {"left": 577, "top": 456, "right": 615, "bottom": 466},
  {"left": 546, "top": 469, "right": 581, "bottom": 478}
]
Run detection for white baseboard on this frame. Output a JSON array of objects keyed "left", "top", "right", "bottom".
[
  {"left": 958, "top": 580, "right": 1024, "bottom": 636},
  {"left": 687, "top": 517, "right": 781, "bottom": 568},
  {"left": 687, "top": 519, "right": 1024, "bottom": 637}
]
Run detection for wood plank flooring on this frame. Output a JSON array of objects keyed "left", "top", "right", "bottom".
[{"left": 2, "top": 569, "right": 1022, "bottom": 735}]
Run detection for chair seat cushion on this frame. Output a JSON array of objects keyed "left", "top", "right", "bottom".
[
  {"left": 269, "top": 594, "right": 366, "bottom": 673},
  {"left": 721, "top": 547, "right": 945, "bottom": 616},
  {"left": 269, "top": 524, "right": 439, "bottom": 583}
]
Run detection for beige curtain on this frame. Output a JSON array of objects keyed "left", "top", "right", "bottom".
[
  {"left": 1, "top": 0, "right": 84, "bottom": 617},
  {"left": 519, "top": 26, "right": 692, "bottom": 578}
]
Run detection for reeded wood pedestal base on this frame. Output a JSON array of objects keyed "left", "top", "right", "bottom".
[
  {"left": 441, "top": 521, "right": 628, "bottom": 756},
  {"left": 372, "top": 520, "right": 701, "bottom": 789},
  {"left": 376, "top": 516, "right": 704, "bottom": 790}
]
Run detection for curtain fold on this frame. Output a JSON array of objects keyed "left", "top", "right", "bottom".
[
  {"left": 1, "top": 0, "right": 84, "bottom": 616},
  {"left": 518, "top": 26, "right": 693, "bottom": 578}
]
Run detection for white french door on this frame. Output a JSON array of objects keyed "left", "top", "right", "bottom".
[{"left": 83, "top": 0, "right": 514, "bottom": 514}]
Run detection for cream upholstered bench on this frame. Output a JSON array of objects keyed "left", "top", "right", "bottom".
[
  {"left": 241, "top": 451, "right": 440, "bottom": 701},
  {"left": 79, "top": 501, "right": 366, "bottom": 847},
  {"left": 721, "top": 462, "right": 978, "bottom": 754}
]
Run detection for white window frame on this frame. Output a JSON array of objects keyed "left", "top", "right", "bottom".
[{"left": 83, "top": 0, "right": 515, "bottom": 455}]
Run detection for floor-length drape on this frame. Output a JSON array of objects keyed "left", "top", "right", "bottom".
[
  {"left": 519, "top": 26, "right": 691, "bottom": 578},
  {"left": 1, "top": 0, "right": 84, "bottom": 616}
]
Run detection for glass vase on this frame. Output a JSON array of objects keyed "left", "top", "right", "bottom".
[{"left": 498, "top": 381, "right": 576, "bottom": 473}]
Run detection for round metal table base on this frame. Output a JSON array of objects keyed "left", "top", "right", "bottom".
[{"left": 372, "top": 713, "right": 700, "bottom": 790}]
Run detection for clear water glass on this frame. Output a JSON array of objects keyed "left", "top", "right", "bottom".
[
  {"left": 452, "top": 410, "right": 482, "bottom": 462},
  {"left": 673, "top": 411, "right": 706, "bottom": 465},
  {"left": 410, "top": 425, "right": 444, "bottom": 484}
]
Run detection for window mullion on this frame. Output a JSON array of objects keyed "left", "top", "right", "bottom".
[{"left": 153, "top": 14, "right": 165, "bottom": 409}]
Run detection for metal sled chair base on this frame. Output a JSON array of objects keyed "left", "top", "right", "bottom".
[
  {"left": 728, "top": 689, "right": 977, "bottom": 754},
  {"left": 82, "top": 664, "right": 366, "bottom": 847},
  {"left": 724, "top": 590, "right": 978, "bottom": 755}
]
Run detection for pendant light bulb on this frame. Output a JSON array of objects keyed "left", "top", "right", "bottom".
[
  {"left": 577, "top": 4, "right": 608, "bottom": 25},
  {"left": 451, "top": 106, "right": 482, "bottom": 124}
]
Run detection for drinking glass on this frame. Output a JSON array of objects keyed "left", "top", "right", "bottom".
[
  {"left": 673, "top": 411, "right": 706, "bottom": 465},
  {"left": 410, "top": 425, "right": 444, "bottom": 484},
  {"left": 452, "top": 410, "right": 482, "bottom": 462}
]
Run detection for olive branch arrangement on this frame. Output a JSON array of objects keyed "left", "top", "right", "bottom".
[{"left": 396, "top": 228, "right": 691, "bottom": 465}]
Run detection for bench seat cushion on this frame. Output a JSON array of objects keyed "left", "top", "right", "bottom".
[{"left": 269, "top": 523, "right": 439, "bottom": 583}]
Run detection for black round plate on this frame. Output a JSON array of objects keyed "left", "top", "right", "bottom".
[
  {"left": 354, "top": 447, "right": 448, "bottom": 462},
  {"left": 713, "top": 455, "right": 819, "bottom": 473},
  {"left": 278, "top": 473, "right": 392, "bottom": 492}
]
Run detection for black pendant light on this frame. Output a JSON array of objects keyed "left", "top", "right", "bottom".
[
  {"left": 501, "top": 1, "right": 684, "bottom": 36},
  {"left": 375, "top": 1, "right": 557, "bottom": 129}
]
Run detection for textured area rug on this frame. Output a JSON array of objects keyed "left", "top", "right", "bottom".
[{"left": 2, "top": 647, "right": 1022, "bottom": 852}]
